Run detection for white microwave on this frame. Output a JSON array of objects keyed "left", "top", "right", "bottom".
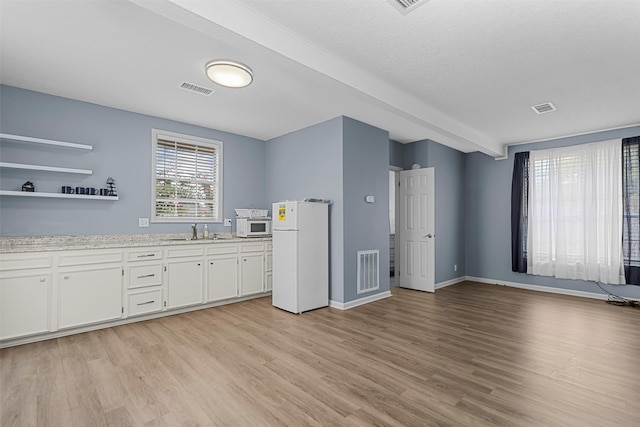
[{"left": 236, "top": 218, "right": 272, "bottom": 237}]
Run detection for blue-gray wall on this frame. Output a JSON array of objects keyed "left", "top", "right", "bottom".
[
  {"left": 465, "top": 125, "right": 640, "bottom": 299},
  {"left": 389, "top": 139, "right": 403, "bottom": 168},
  {"left": 0, "top": 85, "right": 266, "bottom": 236},
  {"left": 266, "top": 117, "right": 390, "bottom": 304},
  {"left": 342, "top": 117, "right": 390, "bottom": 302},
  {"left": 425, "top": 141, "right": 466, "bottom": 284},
  {"left": 265, "top": 117, "right": 345, "bottom": 303},
  {"left": 4, "top": 84, "right": 638, "bottom": 300}
]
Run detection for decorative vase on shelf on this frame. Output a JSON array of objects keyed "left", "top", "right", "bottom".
[
  {"left": 21, "top": 181, "right": 35, "bottom": 192},
  {"left": 106, "top": 177, "right": 117, "bottom": 196}
]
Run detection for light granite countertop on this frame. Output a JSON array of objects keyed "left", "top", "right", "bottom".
[{"left": 0, "top": 233, "right": 272, "bottom": 253}]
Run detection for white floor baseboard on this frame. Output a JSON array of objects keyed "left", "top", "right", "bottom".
[
  {"left": 329, "top": 291, "right": 392, "bottom": 310},
  {"left": 464, "top": 276, "right": 608, "bottom": 301},
  {"left": 435, "top": 276, "right": 467, "bottom": 290},
  {"left": 330, "top": 274, "right": 610, "bottom": 312}
]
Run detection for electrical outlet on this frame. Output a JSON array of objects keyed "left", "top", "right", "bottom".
[
  {"left": 224, "top": 218, "right": 232, "bottom": 227},
  {"left": 138, "top": 218, "right": 149, "bottom": 228},
  {"left": 454, "top": 264, "right": 457, "bottom": 272}
]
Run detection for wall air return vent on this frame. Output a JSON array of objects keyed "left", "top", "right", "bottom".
[
  {"left": 388, "top": 0, "right": 430, "bottom": 15},
  {"left": 531, "top": 102, "right": 556, "bottom": 114},
  {"left": 179, "top": 81, "right": 214, "bottom": 96},
  {"left": 357, "top": 250, "right": 380, "bottom": 294}
]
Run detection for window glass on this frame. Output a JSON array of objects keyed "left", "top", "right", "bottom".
[{"left": 152, "top": 130, "right": 222, "bottom": 222}]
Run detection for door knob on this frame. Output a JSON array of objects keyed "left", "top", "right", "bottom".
[{"left": 423, "top": 234, "right": 434, "bottom": 238}]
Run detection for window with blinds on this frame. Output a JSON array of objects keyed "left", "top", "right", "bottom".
[{"left": 152, "top": 130, "right": 222, "bottom": 222}]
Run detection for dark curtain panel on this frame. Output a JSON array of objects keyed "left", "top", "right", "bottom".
[
  {"left": 511, "top": 151, "right": 529, "bottom": 273},
  {"left": 622, "top": 136, "right": 640, "bottom": 285}
]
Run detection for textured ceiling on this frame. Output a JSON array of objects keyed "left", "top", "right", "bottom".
[{"left": 1, "top": 0, "right": 639, "bottom": 158}]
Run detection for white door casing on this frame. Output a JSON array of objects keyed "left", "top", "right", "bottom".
[{"left": 399, "top": 168, "right": 435, "bottom": 292}]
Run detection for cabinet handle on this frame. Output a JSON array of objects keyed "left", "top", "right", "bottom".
[
  {"left": 197, "top": 263, "right": 201, "bottom": 266},
  {"left": 137, "top": 274, "right": 155, "bottom": 279},
  {"left": 136, "top": 300, "right": 155, "bottom": 306},
  {"left": 40, "top": 278, "right": 46, "bottom": 282},
  {"left": 137, "top": 254, "right": 156, "bottom": 258}
]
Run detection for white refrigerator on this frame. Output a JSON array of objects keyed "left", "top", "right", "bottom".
[{"left": 271, "top": 200, "right": 329, "bottom": 314}]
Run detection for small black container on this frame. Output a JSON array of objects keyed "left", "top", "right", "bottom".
[{"left": 21, "top": 181, "right": 35, "bottom": 192}]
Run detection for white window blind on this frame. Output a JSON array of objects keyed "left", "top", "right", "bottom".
[{"left": 152, "top": 130, "right": 222, "bottom": 222}]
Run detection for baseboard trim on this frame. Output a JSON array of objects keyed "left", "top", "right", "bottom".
[
  {"left": 435, "top": 276, "right": 467, "bottom": 290},
  {"left": 330, "top": 291, "right": 392, "bottom": 310},
  {"left": 465, "top": 276, "right": 608, "bottom": 301}
]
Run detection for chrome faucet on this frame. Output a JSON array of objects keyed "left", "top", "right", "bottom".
[{"left": 191, "top": 223, "right": 198, "bottom": 240}]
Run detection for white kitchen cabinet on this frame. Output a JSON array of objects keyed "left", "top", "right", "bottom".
[
  {"left": 1, "top": 238, "right": 272, "bottom": 348},
  {"left": 265, "top": 272, "right": 273, "bottom": 292},
  {"left": 207, "top": 255, "right": 238, "bottom": 302},
  {"left": 240, "top": 253, "right": 264, "bottom": 296},
  {"left": 124, "top": 247, "right": 164, "bottom": 317},
  {"left": 0, "top": 272, "right": 51, "bottom": 340},
  {"left": 239, "top": 242, "right": 265, "bottom": 296},
  {"left": 58, "top": 266, "right": 123, "bottom": 329},
  {"left": 265, "top": 245, "right": 273, "bottom": 292},
  {"left": 166, "top": 259, "right": 204, "bottom": 309}
]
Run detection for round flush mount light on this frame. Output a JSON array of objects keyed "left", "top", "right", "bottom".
[{"left": 205, "top": 60, "right": 253, "bottom": 88}]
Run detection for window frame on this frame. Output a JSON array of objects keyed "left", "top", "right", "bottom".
[{"left": 151, "top": 129, "right": 223, "bottom": 224}]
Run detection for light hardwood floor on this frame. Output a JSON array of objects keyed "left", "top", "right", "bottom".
[{"left": 2, "top": 281, "right": 640, "bottom": 426}]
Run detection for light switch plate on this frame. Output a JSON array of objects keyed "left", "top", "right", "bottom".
[
  {"left": 138, "top": 218, "right": 149, "bottom": 228},
  {"left": 224, "top": 218, "right": 232, "bottom": 227}
]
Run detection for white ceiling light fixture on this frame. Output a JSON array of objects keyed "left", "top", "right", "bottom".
[{"left": 205, "top": 60, "right": 253, "bottom": 88}]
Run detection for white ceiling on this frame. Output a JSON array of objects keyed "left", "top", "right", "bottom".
[{"left": 1, "top": 0, "right": 639, "bottom": 157}]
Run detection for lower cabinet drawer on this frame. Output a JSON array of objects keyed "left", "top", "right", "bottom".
[
  {"left": 128, "top": 263, "right": 162, "bottom": 289},
  {"left": 128, "top": 289, "right": 163, "bottom": 317}
]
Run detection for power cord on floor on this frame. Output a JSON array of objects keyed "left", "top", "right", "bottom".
[{"left": 595, "top": 281, "right": 640, "bottom": 306}]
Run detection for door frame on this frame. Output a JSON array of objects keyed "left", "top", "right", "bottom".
[{"left": 389, "top": 166, "right": 402, "bottom": 285}]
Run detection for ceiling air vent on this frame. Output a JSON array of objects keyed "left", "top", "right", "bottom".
[
  {"left": 531, "top": 102, "right": 556, "bottom": 115},
  {"left": 387, "top": 0, "right": 430, "bottom": 15},
  {"left": 179, "top": 81, "right": 214, "bottom": 96}
]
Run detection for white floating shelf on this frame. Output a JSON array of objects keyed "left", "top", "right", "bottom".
[
  {"left": 0, "top": 162, "right": 92, "bottom": 175},
  {"left": 0, "top": 133, "right": 93, "bottom": 151},
  {"left": 0, "top": 190, "right": 118, "bottom": 200}
]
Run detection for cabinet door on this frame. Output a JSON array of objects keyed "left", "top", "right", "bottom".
[
  {"left": 59, "top": 266, "right": 122, "bottom": 329},
  {"left": 266, "top": 252, "right": 273, "bottom": 272},
  {"left": 166, "top": 260, "right": 203, "bottom": 309},
  {"left": 265, "top": 272, "right": 273, "bottom": 292},
  {"left": 240, "top": 254, "right": 264, "bottom": 296},
  {"left": 0, "top": 274, "right": 50, "bottom": 340},
  {"left": 207, "top": 255, "right": 238, "bottom": 302}
]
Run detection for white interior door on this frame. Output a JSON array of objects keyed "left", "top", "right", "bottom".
[{"left": 399, "top": 168, "right": 435, "bottom": 292}]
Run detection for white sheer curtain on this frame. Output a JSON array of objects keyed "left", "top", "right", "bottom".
[{"left": 527, "top": 139, "right": 625, "bottom": 284}]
